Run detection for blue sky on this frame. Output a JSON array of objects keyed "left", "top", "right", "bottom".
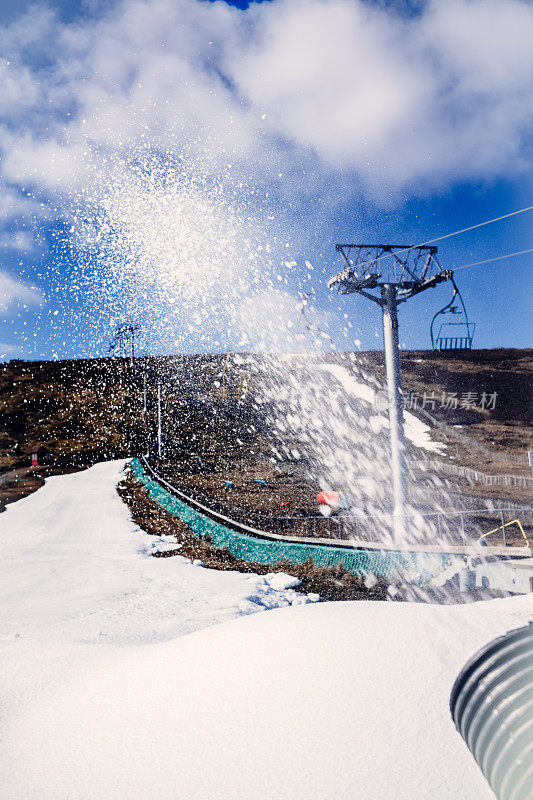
[{"left": 1, "top": 0, "right": 532, "bottom": 360}]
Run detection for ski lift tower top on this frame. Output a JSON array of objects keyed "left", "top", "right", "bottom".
[
  {"left": 329, "top": 243, "right": 451, "bottom": 300},
  {"left": 328, "top": 243, "right": 452, "bottom": 540}
]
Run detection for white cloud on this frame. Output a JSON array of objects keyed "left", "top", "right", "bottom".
[
  {"left": 0, "top": 270, "right": 44, "bottom": 313},
  {"left": 0, "top": 184, "right": 41, "bottom": 221},
  {"left": 0, "top": 0, "right": 531, "bottom": 219},
  {"left": 5, "top": 230, "right": 37, "bottom": 252},
  {"left": 225, "top": 0, "right": 533, "bottom": 191},
  {"left": 0, "top": 341, "right": 22, "bottom": 360}
]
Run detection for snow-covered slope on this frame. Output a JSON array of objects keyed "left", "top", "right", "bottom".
[
  {"left": 0, "top": 462, "right": 314, "bottom": 790},
  {"left": 0, "top": 461, "right": 531, "bottom": 799},
  {"left": 0, "top": 461, "right": 311, "bottom": 649},
  {"left": 3, "top": 596, "right": 532, "bottom": 800}
]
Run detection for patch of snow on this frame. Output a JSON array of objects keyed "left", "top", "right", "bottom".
[
  {"left": 403, "top": 408, "right": 446, "bottom": 454},
  {"left": 364, "top": 572, "right": 378, "bottom": 589},
  {"left": 265, "top": 572, "right": 302, "bottom": 591},
  {"left": 369, "top": 414, "right": 386, "bottom": 433},
  {"left": 148, "top": 534, "right": 181, "bottom": 554},
  {"left": 321, "top": 363, "right": 445, "bottom": 454},
  {"left": 322, "top": 362, "right": 376, "bottom": 405}
]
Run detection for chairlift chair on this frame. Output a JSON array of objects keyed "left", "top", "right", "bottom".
[{"left": 430, "top": 279, "right": 476, "bottom": 351}]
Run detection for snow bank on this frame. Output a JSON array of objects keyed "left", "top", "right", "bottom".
[{"left": 3, "top": 595, "right": 532, "bottom": 800}]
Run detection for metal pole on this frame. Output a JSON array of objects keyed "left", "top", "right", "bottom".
[
  {"left": 450, "top": 622, "right": 533, "bottom": 800},
  {"left": 157, "top": 381, "right": 162, "bottom": 460},
  {"left": 143, "top": 372, "right": 149, "bottom": 458},
  {"left": 381, "top": 284, "right": 409, "bottom": 540},
  {"left": 501, "top": 510, "right": 507, "bottom": 547}
]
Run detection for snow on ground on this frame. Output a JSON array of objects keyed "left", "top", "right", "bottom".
[
  {"left": 322, "top": 363, "right": 446, "bottom": 454},
  {"left": 1, "top": 460, "right": 531, "bottom": 799},
  {"left": 3, "top": 597, "right": 532, "bottom": 800},
  {"left": 0, "top": 461, "right": 311, "bottom": 649},
  {"left": 0, "top": 462, "right": 315, "bottom": 788}
]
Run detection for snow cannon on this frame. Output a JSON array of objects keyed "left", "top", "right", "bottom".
[{"left": 450, "top": 622, "right": 533, "bottom": 800}]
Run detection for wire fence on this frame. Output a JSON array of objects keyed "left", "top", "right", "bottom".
[
  {"left": 0, "top": 471, "right": 14, "bottom": 487},
  {"left": 147, "top": 460, "right": 532, "bottom": 549},
  {"left": 411, "top": 459, "right": 532, "bottom": 488}
]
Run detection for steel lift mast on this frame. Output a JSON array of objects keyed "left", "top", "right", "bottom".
[{"left": 328, "top": 243, "right": 452, "bottom": 540}]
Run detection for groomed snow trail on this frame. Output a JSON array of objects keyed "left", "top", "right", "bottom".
[
  {"left": 0, "top": 462, "right": 313, "bottom": 759},
  {"left": 0, "top": 461, "right": 310, "bottom": 647},
  {"left": 0, "top": 461, "right": 531, "bottom": 800}
]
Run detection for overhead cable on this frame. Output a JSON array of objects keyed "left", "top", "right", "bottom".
[
  {"left": 453, "top": 247, "right": 533, "bottom": 271},
  {"left": 418, "top": 205, "right": 533, "bottom": 248},
  {"left": 350, "top": 204, "right": 533, "bottom": 271}
]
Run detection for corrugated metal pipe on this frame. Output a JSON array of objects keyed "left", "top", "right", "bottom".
[{"left": 450, "top": 622, "right": 533, "bottom": 800}]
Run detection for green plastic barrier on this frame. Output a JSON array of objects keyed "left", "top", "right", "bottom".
[{"left": 129, "top": 458, "right": 455, "bottom": 582}]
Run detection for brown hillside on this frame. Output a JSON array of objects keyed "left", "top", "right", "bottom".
[{"left": 0, "top": 350, "right": 531, "bottom": 515}]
